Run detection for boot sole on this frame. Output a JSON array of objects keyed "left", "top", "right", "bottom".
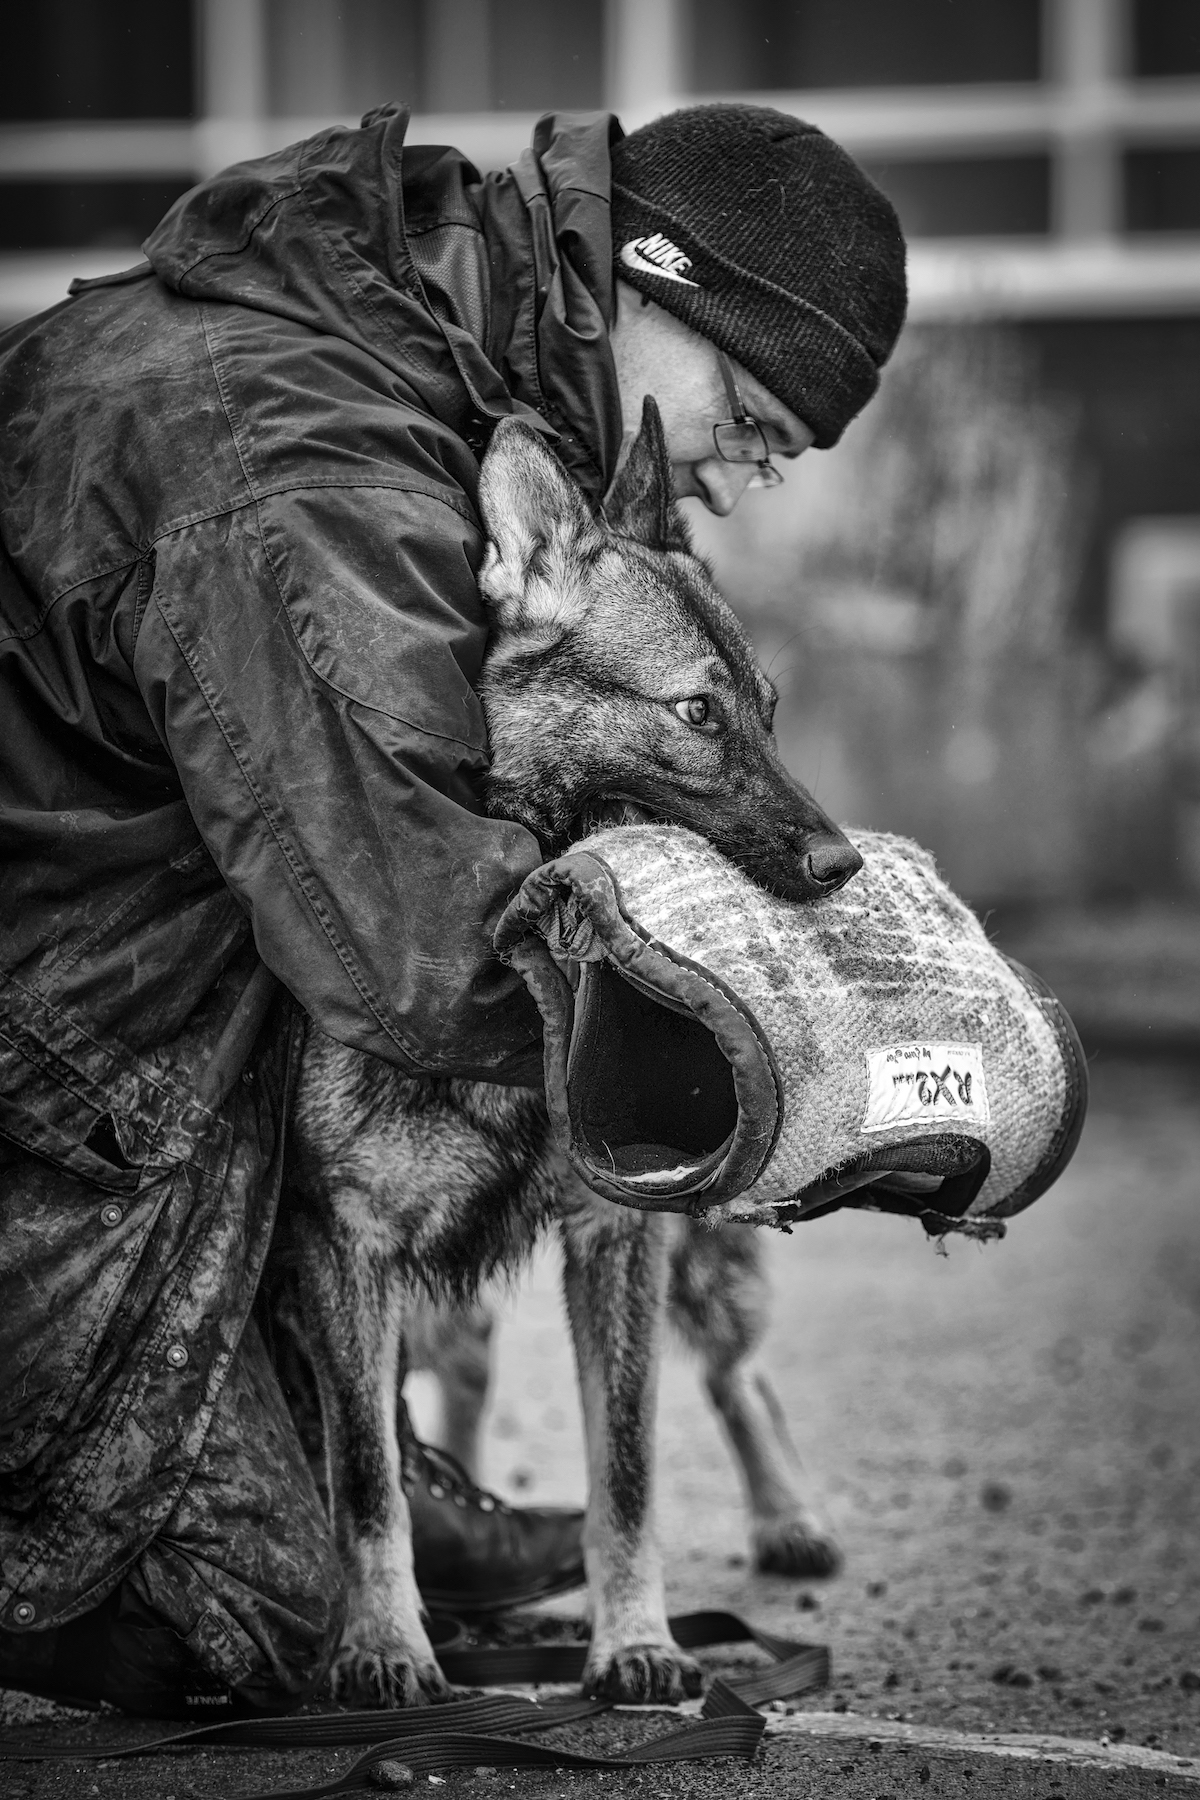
[{"left": 418, "top": 1559, "right": 587, "bottom": 1618}]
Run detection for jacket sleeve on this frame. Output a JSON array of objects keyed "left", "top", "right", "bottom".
[{"left": 134, "top": 481, "right": 545, "bottom": 1082}]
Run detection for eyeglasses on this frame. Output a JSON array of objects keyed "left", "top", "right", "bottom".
[{"left": 713, "top": 352, "right": 784, "bottom": 489}]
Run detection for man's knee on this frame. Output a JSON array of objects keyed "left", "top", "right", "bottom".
[
  {"left": 130, "top": 1504, "right": 347, "bottom": 1715},
  {"left": 0, "top": 1560, "right": 346, "bottom": 1720}
]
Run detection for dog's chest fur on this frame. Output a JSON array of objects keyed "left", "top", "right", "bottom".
[{"left": 285, "top": 1023, "right": 562, "bottom": 1301}]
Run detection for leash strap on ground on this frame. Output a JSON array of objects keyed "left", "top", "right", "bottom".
[
  {"left": 0, "top": 1610, "right": 827, "bottom": 1795},
  {"left": 434, "top": 1609, "right": 828, "bottom": 1707},
  {"left": 239, "top": 1687, "right": 766, "bottom": 1800}
]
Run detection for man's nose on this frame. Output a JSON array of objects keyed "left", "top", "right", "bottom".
[{"left": 690, "top": 457, "right": 757, "bottom": 516}]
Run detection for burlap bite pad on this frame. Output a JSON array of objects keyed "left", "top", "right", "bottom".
[
  {"left": 574, "top": 825, "right": 1082, "bottom": 1221},
  {"left": 496, "top": 824, "right": 1086, "bottom": 1227}
]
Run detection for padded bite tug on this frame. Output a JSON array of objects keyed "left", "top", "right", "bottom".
[{"left": 495, "top": 825, "right": 1086, "bottom": 1230}]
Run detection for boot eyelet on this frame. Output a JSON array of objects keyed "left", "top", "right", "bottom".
[
  {"left": 453, "top": 1493, "right": 467, "bottom": 1508},
  {"left": 428, "top": 1483, "right": 445, "bottom": 1501},
  {"left": 478, "top": 1495, "right": 495, "bottom": 1512}
]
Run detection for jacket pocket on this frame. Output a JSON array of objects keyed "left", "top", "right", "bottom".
[
  {"left": 0, "top": 1089, "right": 144, "bottom": 1194},
  {"left": 0, "top": 1018, "right": 147, "bottom": 1194}
]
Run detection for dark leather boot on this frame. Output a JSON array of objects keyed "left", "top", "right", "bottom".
[
  {"left": 401, "top": 1429, "right": 585, "bottom": 1617},
  {"left": 276, "top": 1331, "right": 585, "bottom": 1618}
]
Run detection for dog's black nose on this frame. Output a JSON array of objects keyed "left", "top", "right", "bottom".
[{"left": 802, "top": 836, "right": 863, "bottom": 895}]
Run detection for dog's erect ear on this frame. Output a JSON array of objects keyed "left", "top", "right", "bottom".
[
  {"left": 478, "top": 418, "right": 602, "bottom": 627},
  {"left": 604, "top": 395, "right": 693, "bottom": 556}
]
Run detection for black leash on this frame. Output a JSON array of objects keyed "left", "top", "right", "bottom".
[
  {"left": 0, "top": 1610, "right": 828, "bottom": 1794},
  {"left": 434, "top": 1609, "right": 827, "bottom": 1707}
]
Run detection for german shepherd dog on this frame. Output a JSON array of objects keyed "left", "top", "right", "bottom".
[{"left": 276, "top": 401, "right": 860, "bottom": 1708}]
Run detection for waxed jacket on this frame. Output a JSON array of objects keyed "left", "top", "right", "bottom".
[{"left": 0, "top": 105, "right": 624, "bottom": 1629}]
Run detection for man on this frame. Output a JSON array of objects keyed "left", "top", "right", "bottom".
[{"left": 0, "top": 102, "right": 905, "bottom": 1717}]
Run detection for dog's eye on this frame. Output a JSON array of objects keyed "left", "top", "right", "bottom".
[{"left": 675, "top": 697, "right": 710, "bottom": 727}]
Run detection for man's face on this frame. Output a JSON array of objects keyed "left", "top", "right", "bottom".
[{"left": 609, "top": 280, "right": 815, "bottom": 516}]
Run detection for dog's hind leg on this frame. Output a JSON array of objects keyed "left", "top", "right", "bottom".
[
  {"left": 407, "top": 1296, "right": 495, "bottom": 1481},
  {"left": 289, "top": 1201, "right": 449, "bottom": 1707},
  {"left": 668, "top": 1218, "right": 842, "bottom": 1578},
  {"left": 559, "top": 1184, "right": 702, "bottom": 1705}
]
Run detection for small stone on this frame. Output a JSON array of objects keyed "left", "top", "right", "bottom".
[
  {"left": 1112, "top": 1585, "right": 1137, "bottom": 1605},
  {"left": 883, "top": 1671, "right": 900, "bottom": 1690},
  {"left": 866, "top": 1580, "right": 888, "bottom": 1598},
  {"left": 368, "top": 1763, "right": 414, "bottom": 1790},
  {"left": 795, "top": 1591, "right": 819, "bottom": 1611},
  {"left": 991, "top": 1663, "right": 1033, "bottom": 1687},
  {"left": 980, "top": 1481, "right": 1012, "bottom": 1512},
  {"left": 1138, "top": 1617, "right": 1165, "bottom": 1633},
  {"left": 1180, "top": 1670, "right": 1200, "bottom": 1691},
  {"left": 1037, "top": 1663, "right": 1063, "bottom": 1682},
  {"left": 1080, "top": 1587, "right": 1106, "bottom": 1605}
]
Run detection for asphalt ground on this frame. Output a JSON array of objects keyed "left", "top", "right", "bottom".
[{"left": 3, "top": 1050, "right": 1199, "bottom": 1798}]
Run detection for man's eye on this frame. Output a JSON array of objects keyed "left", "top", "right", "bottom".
[{"left": 674, "top": 697, "right": 710, "bottom": 727}]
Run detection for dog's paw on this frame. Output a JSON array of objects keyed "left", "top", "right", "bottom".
[
  {"left": 583, "top": 1642, "right": 703, "bottom": 1705},
  {"left": 752, "top": 1514, "right": 843, "bottom": 1578},
  {"left": 330, "top": 1642, "right": 450, "bottom": 1708}
]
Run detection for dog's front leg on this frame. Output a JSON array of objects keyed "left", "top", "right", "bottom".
[
  {"left": 559, "top": 1186, "right": 702, "bottom": 1704},
  {"left": 292, "top": 1209, "right": 448, "bottom": 1707}
]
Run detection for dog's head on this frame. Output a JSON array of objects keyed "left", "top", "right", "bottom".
[{"left": 477, "top": 399, "right": 860, "bottom": 903}]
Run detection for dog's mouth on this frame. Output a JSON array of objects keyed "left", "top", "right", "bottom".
[{"left": 569, "top": 796, "right": 660, "bottom": 840}]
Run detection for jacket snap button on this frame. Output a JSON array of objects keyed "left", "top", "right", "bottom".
[
  {"left": 100, "top": 1203, "right": 124, "bottom": 1228},
  {"left": 11, "top": 1599, "right": 36, "bottom": 1626},
  {"left": 165, "top": 1343, "right": 189, "bottom": 1369}
]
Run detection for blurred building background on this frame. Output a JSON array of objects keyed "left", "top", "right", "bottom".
[{"left": 3, "top": 0, "right": 1200, "bottom": 1040}]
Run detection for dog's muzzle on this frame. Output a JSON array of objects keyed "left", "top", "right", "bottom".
[{"left": 494, "top": 825, "right": 1087, "bottom": 1231}]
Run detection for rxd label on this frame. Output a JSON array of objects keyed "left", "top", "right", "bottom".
[{"left": 861, "top": 1041, "right": 990, "bottom": 1133}]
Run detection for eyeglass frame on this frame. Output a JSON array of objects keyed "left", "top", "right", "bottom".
[{"left": 712, "top": 351, "right": 784, "bottom": 489}]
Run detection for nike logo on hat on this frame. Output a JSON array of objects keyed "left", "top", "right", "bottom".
[{"left": 619, "top": 234, "right": 700, "bottom": 287}]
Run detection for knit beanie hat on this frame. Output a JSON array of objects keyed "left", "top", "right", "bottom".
[
  {"left": 610, "top": 104, "right": 907, "bottom": 448},
  {"left": 495, "top": 824, "right": 1086, "bottom": 1234}
]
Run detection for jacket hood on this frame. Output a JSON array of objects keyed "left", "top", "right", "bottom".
[{"left": 144, "top": 104, "right": 623, "bottom": 496}]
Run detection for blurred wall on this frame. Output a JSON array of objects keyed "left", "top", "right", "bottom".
[{"left": 690, "top": 315, "right": 1200, "bottom": 908}]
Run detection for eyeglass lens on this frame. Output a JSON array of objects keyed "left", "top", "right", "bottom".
[
  {"left": 714, "top": 353, "right": 783, "bottom": 485},
  {"left": 713, "top": 419, "right": 771, "bottom": 463}
]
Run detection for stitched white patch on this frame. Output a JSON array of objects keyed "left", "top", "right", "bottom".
[{"left": 861, "top": 1042, "right": 990, "bottom": 1133}]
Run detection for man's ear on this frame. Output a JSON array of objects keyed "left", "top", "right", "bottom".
[
  {"left": 605, "top": 395, "right": 693, "bottom": 555},
  {"left": 478, "top": 419, "right": 602, "bottom": 626}
]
